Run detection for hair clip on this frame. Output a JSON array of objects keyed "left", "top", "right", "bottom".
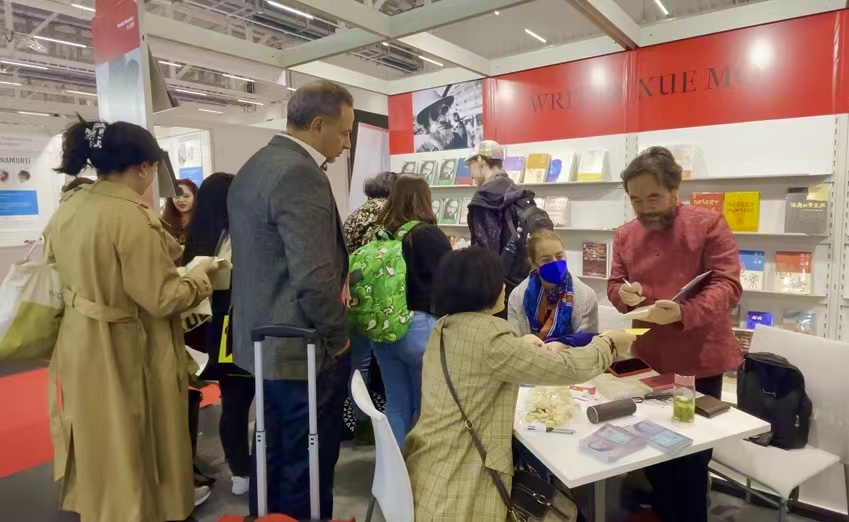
[{"left": 85, "top": 122, "right": 106, "bottom": 149}]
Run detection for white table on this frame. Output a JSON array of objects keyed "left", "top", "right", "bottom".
[{"left": 513, "top": 386, "right": 770, "bottom": 522}]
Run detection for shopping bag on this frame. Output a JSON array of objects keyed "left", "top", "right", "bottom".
[{"left": 0, "top": 260, "right": 64, "bottom": 361}]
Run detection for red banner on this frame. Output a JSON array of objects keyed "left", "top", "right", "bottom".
[
  {"left": 388, "top": 11, "right": 849, "bottom": 154},
  {"left": 91, "top": 0, "right": 142, "bottom": 65}
]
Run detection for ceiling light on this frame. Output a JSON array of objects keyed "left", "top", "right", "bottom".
[
  {"left": 287, "top": 87, "right": 297, "bottom": 92},
  {"left": 31, "top": 35, "right": 87, "bottom": 48},
  {"left": 0, "top": 81, "right": 22, "bottom": 86},
  {"left": 1, "top": 60, "right": 48, "bottom": 70},
  {"left": 198, "top": 108, "right": 223, "bottom": 114},
  {"left": 494, "top": 11, "right": 500, "bottom": 15},
  {"left": 71, "top": 3, "right": 95, "bottom": 12},
  {"left": 66, "top": 89, "right": 97, "bottom": 97},
  {"left": 19, "top": 111, "right": 50, "bottom": 116},
  {"left": 418, "top": 55, "right": 444, "bottom": 67},
  {"left": 175, "top": 88, "right": 207, "bottom": 96},
  {"left": 382, "top": 42, "right": 390, "bottom": 47},
  {"left": 238, "top": 99, "right": 264, "bottom": 106},
  {"left": 654, "top": 0, "right": 669, "bottom": 16},
  {"left": 265, "top": 1, "right": 314, "bottom": 20},
  {"left": 223, "top": 74, "right": 254, "bottom": 82},
  {"left": 159, "top": 60, "right": 182, "bottom": 67},
  {"left": 524, "top": 29, "right": 547, "bottom": 44}
]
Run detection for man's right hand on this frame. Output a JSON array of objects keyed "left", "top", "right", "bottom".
[
  {"left": 600, "top": 329, "right": 637, "bottom": 355},
  {"left": 619, "top": 281, "right": 646, "bottom": 307}
]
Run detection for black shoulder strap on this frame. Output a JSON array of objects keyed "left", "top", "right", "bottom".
[{"left": 439, "top": 327, "right": 514, "bottom": 511}]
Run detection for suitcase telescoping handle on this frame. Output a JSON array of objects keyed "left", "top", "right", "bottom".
[{"left": 250, "top": 324, "right": 321, "bottom": 521}]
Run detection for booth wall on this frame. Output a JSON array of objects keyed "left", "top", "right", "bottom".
[{"left": 388, "top": 11, "right": 849, "bottom": 516}]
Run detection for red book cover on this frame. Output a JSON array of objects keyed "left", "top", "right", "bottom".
[
  {"left": 774, "top": 251, "right": 813, "bottom": 294},
  {"left": 690, "top": 192, "right": 724, "bottom": 214}
]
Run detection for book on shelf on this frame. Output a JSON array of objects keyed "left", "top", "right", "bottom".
[
  {"left": 543, "top": 197, "right": 571, "bottom": 228},
  {"left": 774, "top": 251, "right": 813, "bottom": 294},
  {"left": 582, "top": 242, "right": 610, "bottom": 278},
  {"left": 439, "top": 198, "right": 461, "bottom": 225},
  {"left": 534, "top": 197, "right": 546, "bottom": 209},
  {"left": 577, "top": 149, "right": 607, "bottom": 181},
  {"left": 782, "top": 311, "right": 817, "bottom": 336},
  {"left": 454, "top": 158, "right": 474, "bottom": 186},
  {"left": 666, "top": 144, "right": 697, "bottom": 179},
  {"left": 431, "top": 198, "right": 442, "bottom": 218},
  {"left": 547, "top": 152, "right": 577, "bottom": 183},
  {"left": 729, "top": 304, "right": 741, "bottom": 328},
  {"left": 524, "top": 153, "right": 551, "bottom": 184},
  {"left": 746, "top": 311, "right": 773, "bottom": 330},
  {"left": 723, "top": 192, "right": 760, "bottom": 232},
  {"left": 419, "top": 160, "right": 437, "bottom": 185},
  {"left": 400, "top": 160, "right": 419, "bottom": 175},
  {"left": 690, "top": 192, "right": 724, "bottom": 214},
  {"left": 459, "top": 197, "right": 471, "bottom": 226},
  {"left": 435, "top": 159, "right": 458, "bottom": 186},
  {"left": 733, "top": 328, "right": 754, "bottom": 357},
  {"left": 784, "top": 185, "right": 829, "bottom": 235},
  {"left": 739, "top": 250, "right": 765, "bottom": 290},
  {"left": 504, "top": 156, "right": 526, "bottom": 184}
]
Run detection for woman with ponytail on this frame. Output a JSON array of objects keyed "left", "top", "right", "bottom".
[{"left": 44, "top": 119, "right": 220, "bottom": 522}]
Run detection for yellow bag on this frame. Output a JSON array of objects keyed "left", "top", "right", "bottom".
[{"left": 0, "top": 260, "right": 64, "bottom": 361}]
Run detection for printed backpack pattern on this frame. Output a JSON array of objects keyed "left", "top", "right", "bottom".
[{"left": 348, "top": 221, "right": 419, "bottom": 343}]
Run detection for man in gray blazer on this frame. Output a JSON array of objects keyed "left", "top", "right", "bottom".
[{"left": 228, "top": 80, "right": 354, "bottom": 519}]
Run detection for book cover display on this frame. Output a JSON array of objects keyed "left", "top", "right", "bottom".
[
  {"left": 454, "top": 158, "right": 473, "bottom": 186},
  {"left": 431, "top": 198, "right": 442, "bottom": 218},
  {"left": 547, "top": 152, "right": 577, "bottom": 183},
  {"left": 524, "top": 153, "right": 551, "bottom": 184},
  {"left": 459, "top": 197, "right": 471, "bottom": 225},
  {"left": 400, "top": 161, "right": 419, "bottom": 175},
  {"left": 504, "top": 156, "right": 526, "bottom": 184},
  {"left": 419, "top": 160, "right": 437, "bottom": 185},
  {"left": 582, "top": 242, "right": 610, "bottom": 278},
  {"left": 774, "top": 251, "right": 813, "bottom": 294},
  {"left": 739, "top": 250, "right": 765, "bottom": 290},
  {"left": 690, "top": 192, "right": 724, "bottom": 214},
  {"left": 544, "top": 197, "right": 570, "bottom": 228},
  {"left": 784, "top": 185, "right": 829, "bottom": 235},
  {"left": 723, "top": 192, "right": 760, "bottom": 232},
  {"left": 666, "top": 144, "right": 697, "bottom": 179},
  {"left": 782, "top": 311, "right": 817, "bottom": 335},
  {"left": 435, "top": 159, "right": 458, "bottom": 186},
  {"left": 733, "top": 328, "right": 754, "bottom": 357},
  {"left": 577, "top": 149, "right": 607, "bottom": 181},
  {"left": 439, "top": 198, "right": 461, "bottom": 225},
  {"left": 746, "top": 311, "right": 774, "bottom": 329}
]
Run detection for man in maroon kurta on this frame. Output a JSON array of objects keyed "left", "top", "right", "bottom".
[{"left": 608, "top": 146, "right": 742, "bottom": 522}]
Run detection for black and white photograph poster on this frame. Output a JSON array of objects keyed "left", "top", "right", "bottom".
[{"left": 413, "top": 80, "right": 483, "bottom": 153}]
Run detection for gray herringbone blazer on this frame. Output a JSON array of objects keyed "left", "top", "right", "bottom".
[{"left": 228, "top": 136, "right": 349, "bottom": 380}]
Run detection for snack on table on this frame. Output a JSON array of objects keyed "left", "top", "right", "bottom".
[{"left": 523, "top": 386, "right": 577, "bottom": 428}]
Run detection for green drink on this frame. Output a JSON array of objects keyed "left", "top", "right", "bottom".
[{"left": 673, "top": 395, "right": 696, "bottom": 423}]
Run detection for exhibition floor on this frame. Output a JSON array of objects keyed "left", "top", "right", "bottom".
[{"left": 0, "top": 361, "right": 818, "bottom": 522}]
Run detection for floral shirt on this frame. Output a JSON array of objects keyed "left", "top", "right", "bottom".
[{"left": 343, "top": 198, "right": 386, "bottom": 253}]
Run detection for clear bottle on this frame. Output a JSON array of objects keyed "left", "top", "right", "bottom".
[{"left": 672, "top": 373, "right": 696, "bottom": 423}]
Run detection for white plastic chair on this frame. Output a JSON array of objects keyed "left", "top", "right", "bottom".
[
  {"left": 351, "top": 370, "right": 415, "bottom": 522},
  {"left": 709, "top": 326, "right": 848, "bottom": 521}
]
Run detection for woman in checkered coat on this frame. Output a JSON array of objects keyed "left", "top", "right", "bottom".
[{"left": 404, "top": 248, "right": 635, "bottom": 521}]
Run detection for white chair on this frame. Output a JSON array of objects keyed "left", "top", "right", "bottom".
[
  {"left": 709, "top": 326, "right": 848, "bottom": 521},
  {"left": 351, "top": 370, "right": 415, "bottom": 522}
]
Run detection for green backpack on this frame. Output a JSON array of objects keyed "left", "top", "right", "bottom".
[{"left": 348, "top": 221, "right": 419, "bottom": 343}]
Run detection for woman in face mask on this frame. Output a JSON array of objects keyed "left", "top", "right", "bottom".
[{"left": 508, "top": 229, "right": 599, "bottom": 349}]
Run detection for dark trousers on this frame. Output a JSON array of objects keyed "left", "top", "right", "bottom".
[
  {"left": 644, "top": 375, "right": 724, "bottom": 522},
  {"left": 249, "top": 356, "right": 352, "bottom": 519},
  {"left": 219, "top": 374, "right": 255, "bottom": 477}
]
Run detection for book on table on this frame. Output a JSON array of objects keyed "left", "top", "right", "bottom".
[
  {"left": 504, "top": 156, "right": 527, "bottom": 184},
  {"left": 739, "top": 249, "right": 765, "bottom": 290},
  {"left": 623, "top": 271, "right": 713, "bottom": 320},
  {"left": 784, "top": 185, "right": 829, "bottom": 235},
  {"left": 774, "top": 251, "right": 813, "bottom": 294},
  {"left": 723, "top": 191, "right": 760, "bottom": 232},
  {"left": 627, "top": 420, "right": 693, "bottom": 455},
  {"left": 579, "top": 423, "right": 647, "bottom": 463},
  {"left": 524, "top": 153, "right": 551, "bottom": 184}
]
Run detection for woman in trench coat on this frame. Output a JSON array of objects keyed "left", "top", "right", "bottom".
[{"left": 43, "top": 119, "right": 219, "bottom": 522}]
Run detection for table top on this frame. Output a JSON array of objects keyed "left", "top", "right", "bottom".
[{"left": 513, "top": 386, "right": 770, "bottom": 489}]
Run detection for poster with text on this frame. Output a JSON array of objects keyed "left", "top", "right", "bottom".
[{"left": 413, "top": 80, "right": 482, "bottom": 153}]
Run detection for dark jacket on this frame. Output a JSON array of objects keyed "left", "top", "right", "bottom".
[
  {"left": 402, "top": 224, "right": 453, "bottom": 314},
  {"left": 467, "top": 171, "right": 532, "bottom": 253},
  {"left": 228, "top": 136, "right": 349, "bottom": 380}
]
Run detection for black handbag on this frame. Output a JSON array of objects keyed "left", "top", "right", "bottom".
[{"left": 439, "top": 333, "right": 580, "bottom": 522}]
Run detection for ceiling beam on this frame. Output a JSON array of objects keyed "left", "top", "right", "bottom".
[
  {"left": 396, "top": 32, "right": 490, "bottom": 75},
  {"left": 565, "top": 0, "right": 640, "bottom": 49},
  {"left": 640, "top": 0, "right": 843, "bottom": 46},
  {"left": 289, "top": 61, "right": 388, "bottom": 94},
  {"left": 389, "top": 0, "right": 533, "bottom": 37},
  {"left": 279, "top": 29, "right": 382, "bottom": 68},
  {"left": 11, "top": 0, "right": 93, "bottom": 21},
  {"left": 490, "top": 35, "right": 623, "bottom": 76},
  {"left": 280, "top": 0, "right": 389, "bottom": 34},
  {"left": 386, "top": 67, "right": 483, "bottom": 95}
]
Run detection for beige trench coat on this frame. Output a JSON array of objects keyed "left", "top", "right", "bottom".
[
  {"left": 43, "top": 181, "right": 212, "bottom": 522},
  {"left": 404, "top": 313, "right": 614, "bottom": 521}
]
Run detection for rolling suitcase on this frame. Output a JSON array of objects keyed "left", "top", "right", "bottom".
[{"left": 219, "top": 324, "right": 355, "bottom": 522}]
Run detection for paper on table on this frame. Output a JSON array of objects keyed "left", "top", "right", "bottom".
[{"left": 623, "top": 271, "right": 713, "bottom": 320}]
